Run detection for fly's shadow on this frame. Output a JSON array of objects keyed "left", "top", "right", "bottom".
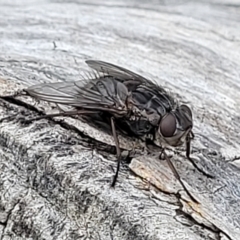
[{"left": 4, "top": 60, "right": 215, "bottom": 203}]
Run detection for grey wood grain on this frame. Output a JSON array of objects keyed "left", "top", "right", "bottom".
[{"left": 0, "top": 0, "right": 240, "bottom": 239}]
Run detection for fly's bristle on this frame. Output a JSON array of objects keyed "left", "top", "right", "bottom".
[
  {"left": 94, "top": 70, "right": 106, "bottom": 78},
  {"left": 92, "top": 70, "right": 103, "bottom": 79},
  {"left": 92, "top": 70, "right": 98, "bottom": 79},
  {"left": 81, "top": 71, "right": 92, "bottom": 80},
  {"left": 79, "top": 72, "right": 87, "bottom": 81},
  {"left": 99, "top": 66, "right": 110, "bottom": 76},
  {"left": 86, "top": 72, "right": 92, "bottom": 80},
  {"left": 96, "top": 71, "right": 100, "bottom": 78}
]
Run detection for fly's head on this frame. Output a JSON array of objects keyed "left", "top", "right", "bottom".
[{"left": 157, "top": 105, "right": 193, "bottom": 147}]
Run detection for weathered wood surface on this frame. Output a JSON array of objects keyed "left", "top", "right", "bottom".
[{"left": 0, "top": 0, "right": 240, "bottom": 239}]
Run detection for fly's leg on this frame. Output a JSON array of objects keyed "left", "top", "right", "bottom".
[
  {"left": 160, "top": 148, "right": 199, "bottom": 203},
  {"left": 144, "top": 140, "right": 198, "bottom": 202},
  {"left": 186, "top": 133, "right": 214, "bottom": 178},
  {"left": 110, "top": 117, "right": 121, "bottom": 187},
  {"left": 22, "top": 109, "right": 125, "bottom": 187},
  {"left": 21, "top": 110, "right": 99, "bottom": 123},
  {"left": 0, "top": 114, "right": 18, "bottom": 123},
  {"left": 186, "top": 130, "right": 195, "bottom": 158}
]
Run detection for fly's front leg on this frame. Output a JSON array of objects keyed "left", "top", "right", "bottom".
[
  {"left": 186, "top": 131, "right": 194, "bottom": 159},
  {"left": 161, "top": 148, "right": 199, "bottom": 203},
  {"left": 110, "top": 117, "right": 122, "bottom": 187},
  {"left": 186, "top": 132, "right": 214, "bottom": 178}
]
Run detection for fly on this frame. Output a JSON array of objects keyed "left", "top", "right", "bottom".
[{"left": 9, "top": 60, "right": 209, "bottom": 203}]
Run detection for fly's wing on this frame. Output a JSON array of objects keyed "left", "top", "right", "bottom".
[
  {"left": 86, "top": 60, "right": 149, "bottom": 81},
  {"left": 86, "top": 60, "right": 176, "bottom": 111},
  {"left": 85, "top": 60, "right": 155, "bottom": 90},
  {"left": 25, "top": 77, "right": 129, "bottom": 115},
  {"left": 25, "top": 81, "right": 83, "bottom": 105}
]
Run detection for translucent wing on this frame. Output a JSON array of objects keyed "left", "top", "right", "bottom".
[
  {"left": 86, "top": 60, "right": 176, "bottom": 111},
  {"left": 25, "top": 81, "right": 84, "bottom": 105},
  {"left": 25, "top": 77, "right": 129, "bottom": 114},
  {"left": 86, "top": 60, "right": 150, "bottom": 82},
  {"left": 86, "top": 60, "right": 153, "bottom": 92}
]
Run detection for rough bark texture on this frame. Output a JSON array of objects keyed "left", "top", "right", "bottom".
[{"left": 0, "top": 0, "right": 240, "bottom": 239}]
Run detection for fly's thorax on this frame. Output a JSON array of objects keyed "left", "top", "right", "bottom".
[
  {"left": 129, "top": 96, "right": 162, "bottom": 126},
  {"left": 156, "top": 104, "right": 193, "bottom": 147}
]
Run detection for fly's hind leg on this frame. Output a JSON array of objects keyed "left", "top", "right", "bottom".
[
  {"left": 110, "top": 117, "right": 122, "bottom": 187},
  {"left": 21, "top": 110, "right": 99, "bottom": 123}
]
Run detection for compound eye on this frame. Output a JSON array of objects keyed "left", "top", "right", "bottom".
[{"left": 159, "top": 113, "right": 176, "bottom": 137}]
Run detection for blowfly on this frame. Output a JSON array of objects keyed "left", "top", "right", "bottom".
[{"left": 19, "top": 60, "right": 199, "bottom": 202}]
